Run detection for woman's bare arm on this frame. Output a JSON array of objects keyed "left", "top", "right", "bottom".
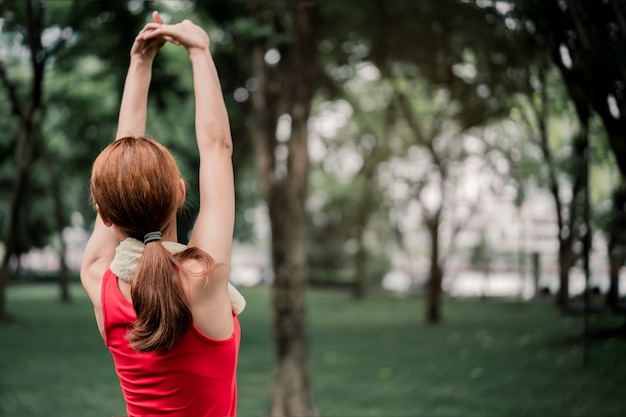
[{"left": 116, "top": 12, "right": 165, "bottom": 139}]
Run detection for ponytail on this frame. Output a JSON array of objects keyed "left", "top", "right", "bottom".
[
  {"left": 127, "top": 241, "right": 191, "bottom": 353},
  {"left": 126, "top": 242, "right": 217, "bottom": 353}
]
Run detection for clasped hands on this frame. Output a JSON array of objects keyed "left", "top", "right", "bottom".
[{"left": 131, "top": 11, "right": 211, "bottom": 61}]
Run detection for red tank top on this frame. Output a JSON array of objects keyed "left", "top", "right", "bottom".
[{"left": 101, "top": 268, "right": 240, "bottom": 417}]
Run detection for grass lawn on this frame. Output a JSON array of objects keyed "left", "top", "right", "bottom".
[{"left": 1, "top": 283, "right": 625, "bottom": 417}]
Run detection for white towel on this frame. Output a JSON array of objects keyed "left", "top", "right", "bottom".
[{"left": 109, "top": 237, "right": 246, "bottom": 315}]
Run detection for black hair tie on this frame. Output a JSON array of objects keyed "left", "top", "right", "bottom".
[{"left": 143, "top": 231, "right": 162, "bottom": 244}]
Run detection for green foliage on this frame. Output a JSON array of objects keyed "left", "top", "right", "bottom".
[
  {"left": 0, "top": 0, "right": 261, "bottom": 250},
  {"left": 323, "top": 0, "right": 529, "bottom": 128},
  {"left": 508, "top": 0, "right": 626, "bottom": 178},
  {"left": 306, "top": 95, "right": 392, "bottom": 288},
  {"left": 231, "top": 17, "right": 276, "bottom": 41},
  {"left": 0, "top": 0, "right": 149, "bottom": 258}
]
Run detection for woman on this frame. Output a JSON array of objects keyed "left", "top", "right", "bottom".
[{"left": 80, "top": 13, "right": 241, "bottom": 417}]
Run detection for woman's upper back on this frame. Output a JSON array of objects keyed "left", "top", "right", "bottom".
[{"left": 102, "top": 268, "right": 240, "bottom": 417}]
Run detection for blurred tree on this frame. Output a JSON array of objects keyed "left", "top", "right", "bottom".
[
  {"left": 479, "top": 112, "right": 545, "bottom": 299},
  {"left": 247, "top": 1, "right": 320, "bottom": 413},
  {"left": 500, "top": 0, "right": 626, "bottom": 306},
  {"left": 590, "top": 115, "right": 626, "bottom": 308},
  {"left": 603, "top": 189, "right": 626, "bottom": 307},
  {"left": 519, "top": 64, "right": 588, "bottom": 307},
  {"left": 322, "top": 0, "right": 529, "bottom": 322},
  {"left": 313, "top": 12, "right": 397, "bottom": 299},
  {"left": 0, "top": 0, "right": 62, "bottom": 317},
  {"left": 392, "top": 79, "right": 487, "bottom": 322},
  {"left": 518, "top": 0, "right": 626, "bottom": 178},
  {"left": 470, "top": 231, "right": 492, "bottom": 298},
  {"left": 306, "top": 72, "right": 395, "bottom": 298},
  {"left": 548, "top": 0, "right": 626, "bottom": 308},
  {"left": 197, "top": 0, "right": 321, "bottom": 414}
]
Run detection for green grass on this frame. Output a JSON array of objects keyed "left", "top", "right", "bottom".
[{"left": 1, "top": 284, "right": 625, "bottom": 417}]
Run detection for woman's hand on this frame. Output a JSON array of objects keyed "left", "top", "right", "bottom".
[
  {"left": 139, "top": 18, "right": 211, "bottom": 56},
  {"left": 130, "top": 12, "right": 167, "bottom": 61}
]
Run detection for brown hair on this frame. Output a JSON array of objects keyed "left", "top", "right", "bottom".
[{"left": 90, "top": 136, "right": 214, "bottom": 352}]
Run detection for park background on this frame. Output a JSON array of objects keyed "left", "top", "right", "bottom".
[{"left": 1, "top": 0, "right": 626, "bottom": 416}]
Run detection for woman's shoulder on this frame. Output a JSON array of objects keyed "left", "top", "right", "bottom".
[
  {"left": 180, "top": 258, "right": 234, "bottom": 340},
  {"left": 178, "top": 256, "right": 229, "bottom": 291}
]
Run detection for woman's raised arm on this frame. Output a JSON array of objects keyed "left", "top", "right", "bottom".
[{"left": 116, "top": 11, "right": 165, "bottom": 139}]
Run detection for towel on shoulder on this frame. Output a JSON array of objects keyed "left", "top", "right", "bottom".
[{"left": 109, "top": 237, "right": 246, "bottom": 315}]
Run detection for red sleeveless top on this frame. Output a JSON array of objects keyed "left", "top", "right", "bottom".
[{"left": 101, "top": 268, "right": 240, "bottom": 417}]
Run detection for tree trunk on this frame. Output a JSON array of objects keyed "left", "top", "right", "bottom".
[
  {"left": 249, "top": 0, "right": 320, "bottom": 415},
  {"left": 534, "top": 64, "right": 586, "bottom": 308},
  {"left": 0, "top": 127, "right": 30, "bottom": 320},
  {"left": 606, "top": 186, "right": 626, "bottom": 308},
  {"left": 267, "top": 191, "right": 317, "bottom": 416},
  {"left": 36, "top": 132, "right": 70, "bottom": 301},
  {"left": 516, "top": 206, "right": 527, "bottom": 300},
  {"left": 425, "top": 214, "right": 442, "bottom": 323},
  {"left": 607, "top": 236, "right": 624, "bottom": 308},
  {"left": 531, "top": 252, "right": 541, "bottom": 298},
  {"left": 352, "top": 228, "right": 367, "bottom": 300},
  {"left": 556, "top": 238, "right": 573, "bottom": 306}
]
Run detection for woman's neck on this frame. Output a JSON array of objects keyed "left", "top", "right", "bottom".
[{"left": 161, "top": 218, "right": 178, "bottom": 242}]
